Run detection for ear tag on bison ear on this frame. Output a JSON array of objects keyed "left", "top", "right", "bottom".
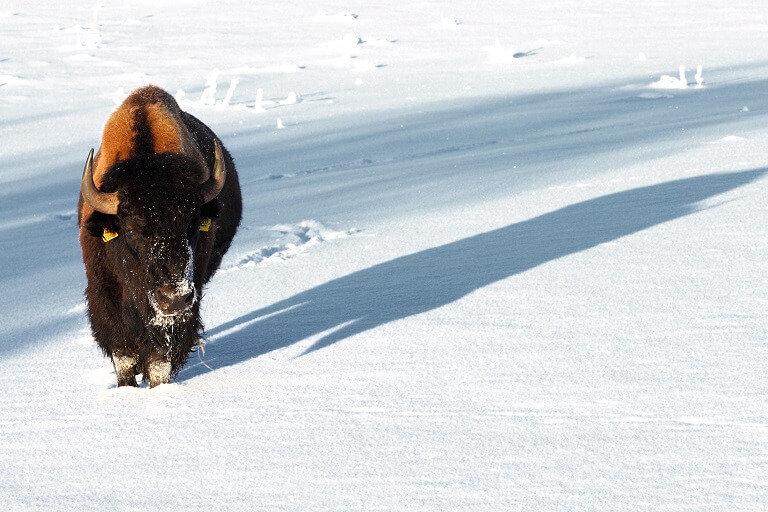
[
  {"left": 200, "top": 217, "right": 212, "bottom": 232},
  {"left": 102, "top": 228, "right": 119, "bottom": 243}
]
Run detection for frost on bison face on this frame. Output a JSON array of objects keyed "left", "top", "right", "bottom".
[{"left": 78, "top": 85, "right": 242, "bottom": 388}]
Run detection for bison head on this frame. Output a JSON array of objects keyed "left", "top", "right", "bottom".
[{"left": 81, "top": 143, "right": 225, "bottom": 328}]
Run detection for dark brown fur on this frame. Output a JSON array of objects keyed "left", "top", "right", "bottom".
[{"left": 78, "top": 85, "right": 242, "bottom": 387}]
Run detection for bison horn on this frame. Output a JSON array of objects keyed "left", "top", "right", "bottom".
[
  {"left": 81, "top": 148, "right": 119, "bottom": 215},
  {"left": 200, "top": 140, "right": 227, "bottom": 204}
]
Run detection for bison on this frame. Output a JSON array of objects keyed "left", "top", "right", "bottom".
[{"left": 78, "top": 85, "right": 242, "bottom": 388}]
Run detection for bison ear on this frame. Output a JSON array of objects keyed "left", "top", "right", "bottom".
[
  {"left": 84, "top": 212, "right": 118, "bottom": 239},
  {"left": 201, "top": 197, "right": 221, "bottom": 220}
]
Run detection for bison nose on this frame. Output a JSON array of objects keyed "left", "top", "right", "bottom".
[{"left": 154, "top": 284, "right": 195, "bottom": 315}]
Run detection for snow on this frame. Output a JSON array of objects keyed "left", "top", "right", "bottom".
[{"left": 1, "top": 1, "right": 767, "bottom": 510}]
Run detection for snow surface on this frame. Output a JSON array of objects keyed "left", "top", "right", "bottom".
[{"left": 1, "top": 1, "right": 767, "bottom": 510}]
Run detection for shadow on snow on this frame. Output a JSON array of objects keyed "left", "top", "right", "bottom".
[
  {"left": 180, "top": 169, "right": 766, "bottom": 381},
  {"left": 4, "top": 70, "right": 768, "bottom": 358}
]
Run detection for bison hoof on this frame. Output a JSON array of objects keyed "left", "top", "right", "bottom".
[
  {"left": 112, "top": 354, "right": 139, "bottom": 387},
  {"left": 147, "top": 360, "right": 172, "bottom": 388}
]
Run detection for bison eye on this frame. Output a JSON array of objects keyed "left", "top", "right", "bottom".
[{"left": 124, "top": 226, "right": 140, "bottom": 240}]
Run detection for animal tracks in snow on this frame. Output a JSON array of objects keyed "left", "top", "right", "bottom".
[{"left": 224, "top": 220, "right": 361, "bottom": 272}]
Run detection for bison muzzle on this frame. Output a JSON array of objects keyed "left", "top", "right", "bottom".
[{"left": 78, "top": 85, "right": 242, "bottom": 388}]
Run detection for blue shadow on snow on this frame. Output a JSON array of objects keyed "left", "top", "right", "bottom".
[{"left": 180, "top": 169, "right": 765, "bottom": 380}]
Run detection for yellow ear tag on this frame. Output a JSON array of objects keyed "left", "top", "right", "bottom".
[
  {"left": 200, "top": 217, "right": 212, "bottom": 232},
  {"left": 102, "top": 228, "right": 119, "bottom": 243}
]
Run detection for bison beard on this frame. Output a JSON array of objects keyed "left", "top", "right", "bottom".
[{"left": 78, "top": 85, "right": 242, "bottom": 388}]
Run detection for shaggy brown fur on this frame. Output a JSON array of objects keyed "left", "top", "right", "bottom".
[
  {"left": 78, "top": 85, "right": 242, "bottom": 387},
  {"left": 79, "top": 87, "right": 209, "bottom": 224}
]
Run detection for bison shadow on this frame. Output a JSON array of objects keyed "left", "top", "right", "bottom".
[{"left": 179, "top": 169, "right": 765, "bottom": 381}]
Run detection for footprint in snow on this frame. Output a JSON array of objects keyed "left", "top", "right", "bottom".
[{"left": 224, "top": 221, "right": 361, "bottom": 271}]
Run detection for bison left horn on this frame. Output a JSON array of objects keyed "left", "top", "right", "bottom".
[
  {"left": 81, "top": 148, "right": 119, "bottom": 215},
  {"left": 200, "top": 140, "right": 227, "bottom": 204}
]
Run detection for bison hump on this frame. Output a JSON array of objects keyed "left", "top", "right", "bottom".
[{"left": 91, "top": 86, "right": 206, "bottom": 187}]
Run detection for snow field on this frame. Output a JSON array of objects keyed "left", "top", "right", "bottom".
[{"left": 1, "top": 1, "right": 768, "bottom": 510}]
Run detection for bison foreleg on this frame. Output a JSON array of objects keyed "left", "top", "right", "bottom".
[
  {"left": 112, "top": 354, "right": 139, "bottom": 387},
  {"left": 146, "top": 359, "right": 172, "bottom": 388}
]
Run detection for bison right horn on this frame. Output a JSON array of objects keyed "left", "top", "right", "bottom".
[{"left": 81, "top": 148, "right": 119, "bottom": 215}]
